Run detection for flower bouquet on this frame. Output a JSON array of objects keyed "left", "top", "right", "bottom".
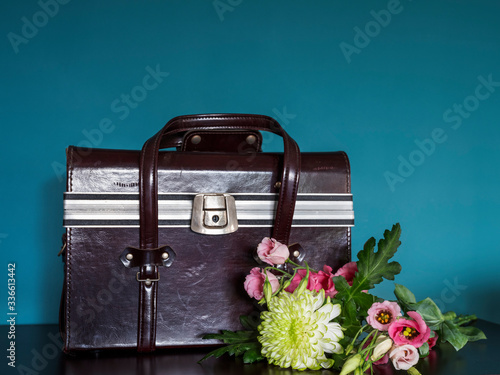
[{"left": 199, "top": 224, "right": 486, "bottom": 374}]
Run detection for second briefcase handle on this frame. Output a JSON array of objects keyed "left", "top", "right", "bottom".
[{"left": 140, "top": 113, "right": 301, "bottom": 248}]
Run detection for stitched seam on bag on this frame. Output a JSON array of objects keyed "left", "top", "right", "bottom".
[
  {"left": 348, "top": 227, "right": 351, "bottom": 261},
  {"left": 341, "top": 151, "right": 351, "bottom": 259},
  {"left": 153, "top": 134, "right": 161, "bottom": 246},
  {"left": 139, "top": 285, "right": 145, "bottom": 349},
  {"left": 178, "top": 114, "right": 270, "bottom": 124},
  {"left": 139, "top": 139, "right": 146, "bottom": 247},
  {"left": 66, "top": 147, "right": 74, "bottom": 349},
  {"left": 284, "top": 140, "right": 299, "bottom": 244},
  {"left": 141, "top": 134, "right": 159, "bottom": 350},
  {"left": 139, "top": 141, "right": 145, "bottom": 349},
  {"left": 69, "top": 147, "right": 73, "bottom": 192},
  {"left": 151, "top": 281, "right": 157, "bottom": 350},
  {"left": 66, "top": 227, "right": 72, "bottom": 349},
  {"left": 341, "top": 151, "right": 350, "bottom": 193}
]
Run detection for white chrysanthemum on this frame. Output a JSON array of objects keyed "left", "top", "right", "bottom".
[{"left": 257, "top": 288, "right": 344, "bottom": 371}]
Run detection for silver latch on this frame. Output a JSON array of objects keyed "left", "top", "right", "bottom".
[{"left": 191, "top": 193, "right": 238, "bottom": 235}]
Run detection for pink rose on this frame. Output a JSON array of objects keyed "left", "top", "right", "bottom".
[
  {"left": 388, "top": 311, "right": 431, "bottom": 348},
  {"left": 310, "top": 265, "right": 337, "bottom": 297},
  {"left": 284, "top": 265, "right": 337, "bottom": 297},
  {"left": 366, "top": 301, "right": 402, "bottom": 331},
  {"left": 257, "top": 237, "right": 289, "bottom": 265},
  {"left": 243, "top": 267, "right": 279, "bottom": 300},
  {"left": 333, "top": 261, "right": 358, "bottom": 285},
  {"left": 389, "top": 344, "right": 419, "bottom": 370}
]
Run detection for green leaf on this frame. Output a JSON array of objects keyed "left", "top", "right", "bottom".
[
  {"left": 394, "top": 283, "right": 417, "bottom": 312},
  {"left": 198, "top": 346, "right": 234, "bottom": 363},
  {"left": 242, "top": 344, "right": 265, "bottom": 363},
  {"left": 340, "top": 299, "right": 363, "bottom": 338},
  {"left": 441, "top": 320, "right": 468, "bottom": 351},
  {"left": 332, "top": 225, "right": 401, "bottom": 339},
  {"left": 332, "top": 275, "right": 351, "bottom": 296},
  {"left": 418, "top": 342, "right": 429, "bottom": 358},
  {"left": 198, "top": 330, "right": 263, "bottom": 364},
  {"left": 239, "top": 314, "right": 261, "bottom": 331},
  {"left": 352, "top": 291, "right": 375, "bottom": 318},
  {"left": 414, "top": 298, "right": 445, "bottom": 330},
  {"left": 352, "top": 224, "right": 402, "bottom": 291},
  {"left": 198, "top": 342, "right": 262, "bottom": 363},
  {"left": 458, "top": 326, "right": 487, "bottom": 342},
  {"left": 202, "top": 330, "right": 258, "bottom": 344}
]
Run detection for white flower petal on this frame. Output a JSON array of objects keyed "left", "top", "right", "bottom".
[{"left": 258, "top": 289, "right": 343, "bottom": 371}]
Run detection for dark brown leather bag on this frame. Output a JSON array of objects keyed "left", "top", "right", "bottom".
[{"left": 60, "top": 114, "right": 353, "bottom": 353}]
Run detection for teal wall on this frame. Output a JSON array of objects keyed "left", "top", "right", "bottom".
[{"left": 1, "top": 0, "right": 499, "bottom": 325}]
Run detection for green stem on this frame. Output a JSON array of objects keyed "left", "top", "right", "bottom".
[
  {"left": 264, "top": 266, "right": 292, "bottom": 277},
  {"left": 285, "top": 258, "right": 302, "bottom": 268},
  {"left": 345, "top": 325, "right": 367, "bottom": 355},
  {"left": 453, "top": 314, "right": 477, "bottom": 326},
  {"left": 285, "top": 259, "right": 318, "bottom": 273},
  {"left": 358, "top": 330, "right": 378, "bottom": 357}
]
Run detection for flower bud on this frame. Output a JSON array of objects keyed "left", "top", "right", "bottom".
[
  {"left": 340, "top": 354, "right": 362, "bottom": 375},
  {"left": 371, "top": 336, "right": 393, "bottom": 361},
  {"left": 263, "top": 278, "right": 273, "bottom": 304},
  {"left": 296, "top": 269, "right": 309, "bottom": 295}
]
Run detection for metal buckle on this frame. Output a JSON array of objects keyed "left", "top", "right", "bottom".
[
  {"left": 191, "top": 193, "right": 238, "bottom": 235},
  {"left": 136, "top": 272, "right": 160, "bottom": 286}
]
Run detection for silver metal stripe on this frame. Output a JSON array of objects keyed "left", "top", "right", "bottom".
[{"left": 63, "top": 192, "right": 354, "bottom": 228}]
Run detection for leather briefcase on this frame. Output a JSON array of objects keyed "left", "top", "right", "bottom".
[{"left": 59, "top": 114, "right": 354, "bottom": 353}]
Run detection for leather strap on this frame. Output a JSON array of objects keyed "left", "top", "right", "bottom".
[
  {"left": 137, "top": 114, "right": 301, "bottom": 352},
  {"left": 137, "top": 264, "right": 158, "bottom": 352},
  {"left": 181, "top": 130, "right": 262, "bottom": 153},
  {"left": 157, "top": 130, "right": 262, "bottom": 153}
]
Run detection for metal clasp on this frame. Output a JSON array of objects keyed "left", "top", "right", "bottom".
[
  {"left": 136, "top": 272, "right": 160, "bottom": 286},
  {"left": 191, "top": 193, "right": 238, "bottom": 235}
]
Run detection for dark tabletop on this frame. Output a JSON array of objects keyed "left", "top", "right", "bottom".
[{"left": 3, "top": 319, "right": 499, "bottom": 375}]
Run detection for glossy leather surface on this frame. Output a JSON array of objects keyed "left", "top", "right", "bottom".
[{"left": 61, "top": 115, "right": 351, "bottom": 352}]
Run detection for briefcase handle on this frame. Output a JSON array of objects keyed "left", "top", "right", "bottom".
[
  {"left": 135, "top": 114, "right": 301, "bottom": 352},
  {"left": 140, "top": 113, "right": 301, "bottom": 248}
]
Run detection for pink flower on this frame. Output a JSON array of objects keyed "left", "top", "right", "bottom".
[
  {"left": 388, "top": 311, "right": 431, "bottom": 348},
  {"left": 284, "top": 265, "right": 338, "bottom": 297},
  {"left": 243, "top": 267, "right": 279, "bottom": 300},
  {"left": 366, "top": 301, "right": 402, "bottom": 331},
  {"left": 311, "top": 265, "right": 338, "bottom": 297},
  {"left": 256, "top": 237, "right": 289, "bottom": 265},
  {"left": 428, "top": 331, "right": 438, "bottom": 350},
  {"left": 389, "top": 344, "right": 419, "bottom": 370},
  {"left": 333, "top": 261, "right": 358, "bottom": 285}
]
